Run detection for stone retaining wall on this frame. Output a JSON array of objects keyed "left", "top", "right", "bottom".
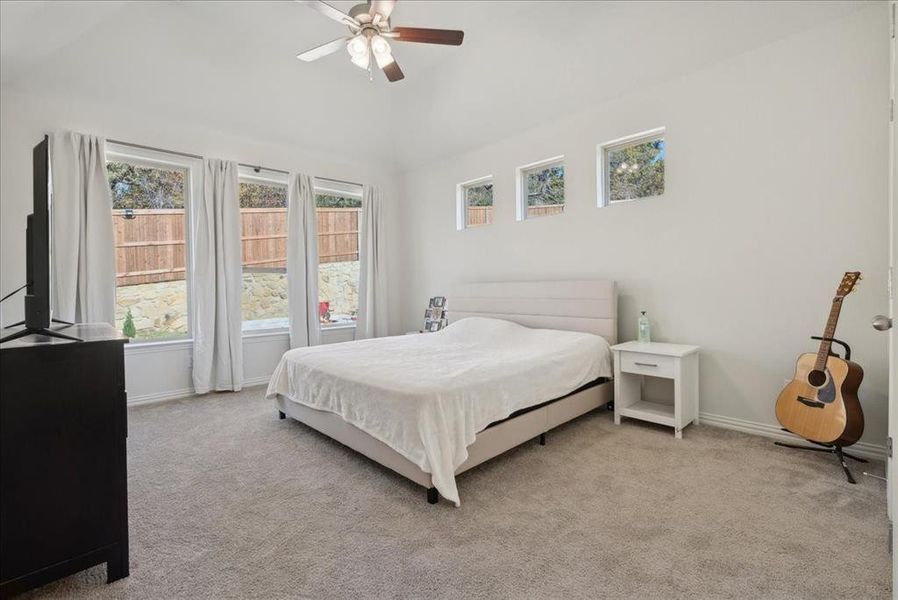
[{"left": 115, "top": 261, "right": 360, "bottom": 339}]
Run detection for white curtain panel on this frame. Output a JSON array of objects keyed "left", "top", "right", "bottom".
[
  {"left": 287, "top": 173, "right": 321, "bottom": 349},
  {"left": 49, "top": 131, "right": 116, "bottom": 325},
  {"left": 356, "top": 184, "right": 390, "bottom": 339},
  {"left": 192, "top": 159, "right": 243, "bottom": 394}
]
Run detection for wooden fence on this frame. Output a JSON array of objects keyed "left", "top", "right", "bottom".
[
  {"left": 113, "top": 208, "right": 359, "bottom": 286},
  {"left": 466, "top": 204, "right": 564, "bottom": 226}
]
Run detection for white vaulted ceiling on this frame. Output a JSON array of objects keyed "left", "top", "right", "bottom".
[{"left": 0, "top": 1, "right": 872, "bottom": 171}]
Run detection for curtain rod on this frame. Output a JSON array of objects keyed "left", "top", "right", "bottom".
[{"left": 107, "top": 139, "right": 364, "bottom": 188}]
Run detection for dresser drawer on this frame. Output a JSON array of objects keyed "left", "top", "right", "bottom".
[{"left": 619, "top": 352, "right": 676, "bottom": 378}]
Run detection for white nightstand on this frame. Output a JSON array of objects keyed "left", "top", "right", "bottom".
[{"left": 610, "top": 341, "right": 700, "bottom": 439}]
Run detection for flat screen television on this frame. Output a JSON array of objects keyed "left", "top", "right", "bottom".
[
  {"left": 0, "top": 136, "right": 79, "bottom": 343},
  {"left": 26, "top": 136, "right": 51, "bottom": 329}
]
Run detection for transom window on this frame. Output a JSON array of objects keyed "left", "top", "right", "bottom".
[
  {"left": 456, "top": 175, "right": 493, "bottom": 230},
  {"left": 599, "top": 128, "right": 665, "bottom": 206},
  {"left": 238, "top": 168, "right": 289, "bottom": 332},
  {"left": 106, "top": 144, "right": 200, "bottom": 343},
  {"left": 516, "top": 156, "right": 565, "bottom": 220},
  {"left": 315, "top": 180, "right": 363, "bottom": 329}
]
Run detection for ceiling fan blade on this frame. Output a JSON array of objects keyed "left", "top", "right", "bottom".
[
  {"left": 391, "top": 27, "right": 464, "bottom": 46},
  {"left": 369, "top": 1, "right": 396, "bottom": 19},
  {"left": 382, "top": 59, "right": 405, "bottom": 83},
  {"left": 296, "top": 1, "right": 357, "bottom": 26},
  {"left": 297, "top": 37, "right": 349, "bottom": 62}
]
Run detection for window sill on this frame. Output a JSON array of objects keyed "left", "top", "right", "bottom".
[
  {"left": 242, "top": 329, "right": 289, "bottom": 340},
  {"left": 322, "top": 324, "right": 357, "bottom": 332},
  {"left": 124, "top": 338, "right": 193, "bottom": 354}
]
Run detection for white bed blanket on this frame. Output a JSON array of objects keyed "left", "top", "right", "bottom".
[{"left": 266, "top": 317, "right": 612, "bottom": 506}]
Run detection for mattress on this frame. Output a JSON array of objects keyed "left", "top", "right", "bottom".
[{"left": 266, "top": 317, "right": 612, "bottom": 506}]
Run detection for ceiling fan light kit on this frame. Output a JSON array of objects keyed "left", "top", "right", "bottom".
[{"left": 296, "top": 0, "right": 464, "bottom": 83}]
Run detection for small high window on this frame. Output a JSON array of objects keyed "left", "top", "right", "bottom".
[
  {"left": 516, "top": 156, "right": 565, "bottom": 221},
  {"left": 456, "top": 176, "right": 493, "bottom": 230},
  {"left": 599, "top": 128, "right": 665, "bottom": 206}
]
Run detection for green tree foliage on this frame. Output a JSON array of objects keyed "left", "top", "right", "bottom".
[
  {"left": 122, "top": 308, "right": 136, "bottom": 338},
  {"left": 107, "top": 162, "right": 185, "bottom": 209},
  {"left": 527, "top": 165, "right": 564, "bottom": 206},
  {"left": 465, "top": 184, "right": 493, "bottom": 207},
  {"left": 239, "top": 182, "right": 287, "bottom": 208},
  {"left": 315, "top": 193, "right": 361, "bottom": 208},
  {"left": 608, "top": 139, "right": 665, "bottom": 201}
]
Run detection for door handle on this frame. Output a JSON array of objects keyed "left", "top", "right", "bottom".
[{"left": 872, "top": 315, "right": 892, "bottom": 331}]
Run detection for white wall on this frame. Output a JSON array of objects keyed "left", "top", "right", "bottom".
[
  {"left": 397, "top": 6, "right": 892, "bottom": 449},
  {"left": 0, "top": 89, "right": 400, "bottom": 403}
]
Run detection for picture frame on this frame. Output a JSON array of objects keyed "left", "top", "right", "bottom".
[
  {"left": 427, "top": 320, "right": 441, "bottom": 332},
  {"left": 431, "top": 296, "right": 446, "bottom": 308}
]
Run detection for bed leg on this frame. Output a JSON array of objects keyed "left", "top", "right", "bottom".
[
  {"left": 539, "top": 432, "right": 546, "bottom": 446},
  {"left": 426, "top": 487, "right": 438, "bottom": 504},
  {"left": 278, "top": 410, "right": 286, "bottom": 420}
]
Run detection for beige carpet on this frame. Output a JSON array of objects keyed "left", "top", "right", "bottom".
[{"left": 23, "top": 387, "right": 890, "bottom": 600}]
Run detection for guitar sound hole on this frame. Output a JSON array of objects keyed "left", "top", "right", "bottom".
[{"left": 807, "top": 369, "right": 827, "bottom": 387}]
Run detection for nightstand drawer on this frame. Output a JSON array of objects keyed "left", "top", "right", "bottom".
[{"left": 619, "top": 352, "right": 675, "bottom": 378}]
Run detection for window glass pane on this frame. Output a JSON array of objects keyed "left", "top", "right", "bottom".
[
  {"left": 240, "top": 181, "right": 289, "bottom": 331},
  {"left": 108, "top": 161, "right": 189, "bottom": 342},
  {"left": 316, "top": 192, "right": 362, "bottom": 328},
  {"left": 607, "top": 137, "right": 665, "bottom": 202},
  {"left": 465, "top": 183, "right": 493, "bottom": 227},
  {"left": 526, "top": 164, "right": 565, "bottom": 218}
]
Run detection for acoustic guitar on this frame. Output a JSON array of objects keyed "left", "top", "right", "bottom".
[{"left": 775, "top": 272, "right": 864, "bottom": 446}]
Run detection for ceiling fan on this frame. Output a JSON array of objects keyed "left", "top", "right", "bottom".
[{"left": 295, "top": 0, "right": 464, "bottom": 82}]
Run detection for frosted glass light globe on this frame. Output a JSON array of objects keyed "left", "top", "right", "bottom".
[
  {"left": 370, "top": 35, "right": 391, "bottom": 57},
  {"left": 347, "top": 35, "right": 369, "bottom": 59}
]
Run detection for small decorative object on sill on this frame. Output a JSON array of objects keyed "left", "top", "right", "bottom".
[
  {"left": 423, "top": 296, "right": 448, "bottom": 332},
  {"left": 637, "top": 311, "right": 651, "bottom": 343},
  {"left": 122, "top": 308, "right": 136, "bottom": 339}
]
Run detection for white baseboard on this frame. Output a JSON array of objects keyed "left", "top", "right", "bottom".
[
  {"left": 127, "top": 387, "right": 194, "bottom": 406},
  {"left": 125, "top": 389, "right": 888, "bottom": 461},
  {"left": 126, "top": 378, "right": 270, "bottom": 406},
  {"left": 699, "top": 411, "right": 887, "bottom": 461}
]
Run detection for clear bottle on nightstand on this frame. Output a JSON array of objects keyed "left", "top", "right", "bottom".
[{"left": 637, "top": 311, "right": 651, "bottom": 343}]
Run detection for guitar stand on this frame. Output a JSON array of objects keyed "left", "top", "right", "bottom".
[
  {"left": 774, "top": 437, "right": 868, "bottom": 484},
  {"left": 810, "top": 336, "right": 851, "bottom": 361}
]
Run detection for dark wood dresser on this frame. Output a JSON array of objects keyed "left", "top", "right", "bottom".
[{"left": 0, "top": 324, "right": 129, "bottom": 597}]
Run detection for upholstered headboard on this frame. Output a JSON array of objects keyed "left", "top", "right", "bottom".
[{"left": 450, "top": 280, "right": 618, "bottom": 344}]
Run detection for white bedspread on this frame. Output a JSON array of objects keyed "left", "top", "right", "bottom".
[{"left": 266, "top": 317, "right": 612, "bottom": 506}]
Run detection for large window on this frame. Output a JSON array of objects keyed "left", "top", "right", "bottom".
[
  {"left": 599, "top": 128, "right": 665, "bottom": 206},
  {"left": 315, "top": 180, "right": 363, "bottom": 328},
  {"left": 239, "top": 169, "right": 289, "bottom": 332},
  {"left": 107, "top": 147, "right": 197, "bottom": 342},
  {"left": 516, "top": 156, "right": 565, "bottom": 220},
  {"left": 456, "top": 176, "right": 493, "bottom": 230}
]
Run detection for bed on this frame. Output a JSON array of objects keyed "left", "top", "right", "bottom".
[{"left": 266, "top": 280, "right": 617, "bottom": 506}]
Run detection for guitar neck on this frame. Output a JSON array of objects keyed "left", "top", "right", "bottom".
[{"left": 815, "top": 297, "right": 844, "bottom": 370}]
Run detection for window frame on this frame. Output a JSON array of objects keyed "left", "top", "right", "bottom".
[
  {"left": 456, "top": 174, "right": 494, "bottom": 231},
  {"left": 237, "top": 166, "right": 290, "bottom": 335},
  {"left": 105, "top": 142, "right": 202, "bottom": 345},
  {"left": 313, "top": 179, "right": 363, "bottom": 331},
  {"left": 515, "top": 155, "right": 565, "bottom": 221},
  {"left": 597, "top": 127, "right": 666, "bottom": 207}
]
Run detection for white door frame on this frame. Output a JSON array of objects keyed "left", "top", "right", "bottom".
[{"left": 888, "top": 2, "right": 897, "bottom": 595}]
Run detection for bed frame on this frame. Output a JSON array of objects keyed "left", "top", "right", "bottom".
[{"left": 277, "top": 279, "right": 618, "bottom": 504}]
